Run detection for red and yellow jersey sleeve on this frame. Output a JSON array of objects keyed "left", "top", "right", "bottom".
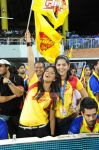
[{"left": 76, "top": 79, "right": 83, "bottom": 91}]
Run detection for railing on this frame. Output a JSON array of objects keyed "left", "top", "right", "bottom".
[
  {"left": 0, "top": 38, "right": 35, "bottom": 45},
  {"left": 0, "top": 134, "right": 99, "bottom": 150},
  {"left": 65, "top": 38, "right": 99, "bottom": 49},
  {"left": 0, "top": 37, "right": 99, "bottom": 49}
]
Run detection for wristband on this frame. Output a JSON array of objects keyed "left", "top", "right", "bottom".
[
  {"left": 27, "top": 42, "right": 32, "bottom": 47},
  {"left": 7, "top": 80, "right": 12, "bottom": 85}
]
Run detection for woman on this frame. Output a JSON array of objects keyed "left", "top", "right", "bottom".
[
  {"left": 68, "top": 67, "right": 88, "bottom": 109},
  {"left": 55, "top": 56, "right": 88, "bottom": 135},
  {"left": 18, "top": 31, "right": 60, "bottom": 138},
  {"left": 55, "top": 55, "right": 75, "bottom": 135},
  {"left": 80, "top": 65, "right": 91, "bottom": 91}
]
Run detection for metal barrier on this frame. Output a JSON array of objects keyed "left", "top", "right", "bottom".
[
  {"left": 65, "top": 38, "right": 99, "bottom": 49},
  {"left": 0, "top": 38, "right": 35, "bottom": 45},
  {"left": 0, "top": 134, "right": 99, "bottom": 150},
  {"left": 0, "top": 37, "right": 99, "bottom": 49}
]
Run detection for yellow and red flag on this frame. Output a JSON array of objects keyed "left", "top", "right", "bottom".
[
  {"left": 32, "top": 0, "right": 69, "bottom": 29},
  {"left": 80, "top": 66, "right": 85, "bottom": 81},
  {"left": 35, "top": 13, "right": 62, "bottom": 63}
]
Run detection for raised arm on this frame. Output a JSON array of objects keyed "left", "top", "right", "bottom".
[{"left": 25, "top": 31, "right": 35, "bottom": 80}]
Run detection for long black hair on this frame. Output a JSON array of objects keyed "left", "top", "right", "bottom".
[
  {"left": 35, "top": 65, "right": 61, "bottom": 107},
  {"left": 55, "top": 55, "right": 71, "bottom": 81}
]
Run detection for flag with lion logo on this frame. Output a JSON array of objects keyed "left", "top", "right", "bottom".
[{"left": 35, "top": 13, "right": 62, "bottom": 63}]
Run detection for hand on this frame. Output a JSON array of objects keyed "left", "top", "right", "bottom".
[
  {"left": 25, "top": 30, "right": 31, "bottom": 43},
  {"left": 13, "top": 95, "right": 17, "bottom": 98},
  {"left": 69, "top": 105, "right": 76, "bottom": 114},
  {"left": 75, "top": 105, "right": 80, "bottom": 114},
  {"left": 3, "top": 78, "right": 10, "bottom": 84}
]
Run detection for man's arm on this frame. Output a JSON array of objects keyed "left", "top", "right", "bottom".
[
  {"left": 0, "top": 95, "right": 16, "bottom": 103},
  {"left": 3, "top": 78, "right": 24, "bottom": 97}
]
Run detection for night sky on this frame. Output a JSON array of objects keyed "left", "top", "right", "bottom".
[
  {"left": 1, "top": 0, "right": 99, "bottom": 35},
  {"left": 69, "top": 0, "right": 99, "bottom": 35}
]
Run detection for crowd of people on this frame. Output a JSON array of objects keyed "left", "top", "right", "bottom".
[{"left": 0, "top": 31, "right": 99, "bottom": 140}]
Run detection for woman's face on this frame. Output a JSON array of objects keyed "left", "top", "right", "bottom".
[
  {"left": 55, "top": 59, "right": 70, "bottom": 77},
  {"left": 43, "top": 67, "right": 56, "bottom": 83},
  {"left": 84, "top": 67, "right": 91, "bottom": 76}
]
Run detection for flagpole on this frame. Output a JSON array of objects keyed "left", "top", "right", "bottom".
[
  {"left": 26, "top": 0, "right": 34, "bottom": 31},
  {"left": 0, "top": 17, "right": 13, "bottom": 19}
]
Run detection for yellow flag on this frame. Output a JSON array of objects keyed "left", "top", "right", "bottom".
[
  {"left": 32, "top": 0, "right": 69, "bottom": 29},
  {"left": 35, "top": 13, "right": 62, "bottom": 63},
  {"left": 80, "top": 66, "right": 85, "bottom": 80},
  {"left": 67, "top": 47, "right": 73, "bottom": 58}
]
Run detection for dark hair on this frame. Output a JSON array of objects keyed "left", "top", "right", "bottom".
[
  {"left": 35, "top": 61, "right": 45, "bottom": 68},
  {"left": 55, "top": 55, "right": 70, "bottom": 81},
  {"left": 16, "top": 63, "right": 25, "bottom": 70},
  {"left": 93, "top": 60, "right": 99, "bottom": 68},
  {"left": 9, "top": 65, "right": 18, "bottom": 75},
  {"left": 80, "top": 97, "right": 98, "bottom": 113},
  {"left": 35, "top": 65, "right": 61, "bottom": 107},
  {"left": 55, "top": 55, "right": 70, "bottom": 66},
  {"left": 70, "top": 64, "right": 77, "bottom": 72},
  {"left": 84, "top": 65, "right": 91, "bottom": 69}
]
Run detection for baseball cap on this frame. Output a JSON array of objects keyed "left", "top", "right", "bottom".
[{"left": 0, "top": 59, "right": 11, "bottom": 66}]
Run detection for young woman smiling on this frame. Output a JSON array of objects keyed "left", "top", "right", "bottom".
[{"left": 18, "top": 31, "right": 61, "bottom": 138}]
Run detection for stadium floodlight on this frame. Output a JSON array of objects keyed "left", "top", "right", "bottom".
[{"left": 0, "top": 17, "right": 13, "bottom": 19}]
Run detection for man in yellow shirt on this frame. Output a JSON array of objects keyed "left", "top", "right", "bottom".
[{"left": 69, "top": 97, "right": 99, "bottom": 134}]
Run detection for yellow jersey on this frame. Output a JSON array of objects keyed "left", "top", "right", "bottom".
[
  {"left": 55, "top": 81, "right": 73, "bottom": 119},
  {"left": 20, "top": 73, "right": 53, "bottom": 127}
]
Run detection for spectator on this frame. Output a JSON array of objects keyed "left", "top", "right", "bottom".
[
  {"left": 68, "top": 97, "right": 99, "bottom": 134},
  {"left": 55, "top": 55, "right": 75, "bottom": 135},
  {"left": 17, "top": 64, "right": 28, "bottom": 80},
  {"left": 18, "top": 31, "right": 60, "bottom": 138},
  {"left": 55, "top": 56, "right": 88, "bottom": 135},
  {"left": 70, "top": 64, "right": 77, "bottom": 77},
  {"left": 80, "top": 65, "right": 91, "bottom": 91},
  {"left": 68, "top": 68, "right": 88, "bottom": 109},
  {"left": 0, "top": 59, "right": 24, "bottom": 138},
  {"left": 88, "top": 60, "right": 99, "bottom": 110},
  {"left": 17, "top": 63, "right": 28, "bottom": 93},
  {"left": 34, "top": 61, "right": 45, "bottom": 79}
]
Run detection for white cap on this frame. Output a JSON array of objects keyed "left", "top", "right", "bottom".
[{"left": 0, "top": 59, "right": 11, "bottom": 66}]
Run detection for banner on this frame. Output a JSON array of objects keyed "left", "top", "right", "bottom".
[
  {"left": 35, "top": 13, "right": 62, "bottom": 63},
  {"left": 32, "top": 0, "right": 69, "bottom": 29}
]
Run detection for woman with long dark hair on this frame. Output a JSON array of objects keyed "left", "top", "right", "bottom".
[
  {"left": 55, "top": 55, "right": 76, "bottom": 135},
  {"left": 55, "top": 56, "right": 88, "bottom": 135},
  {"left": 18, "top": 31, "right": 61, "bottom": 138}
]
